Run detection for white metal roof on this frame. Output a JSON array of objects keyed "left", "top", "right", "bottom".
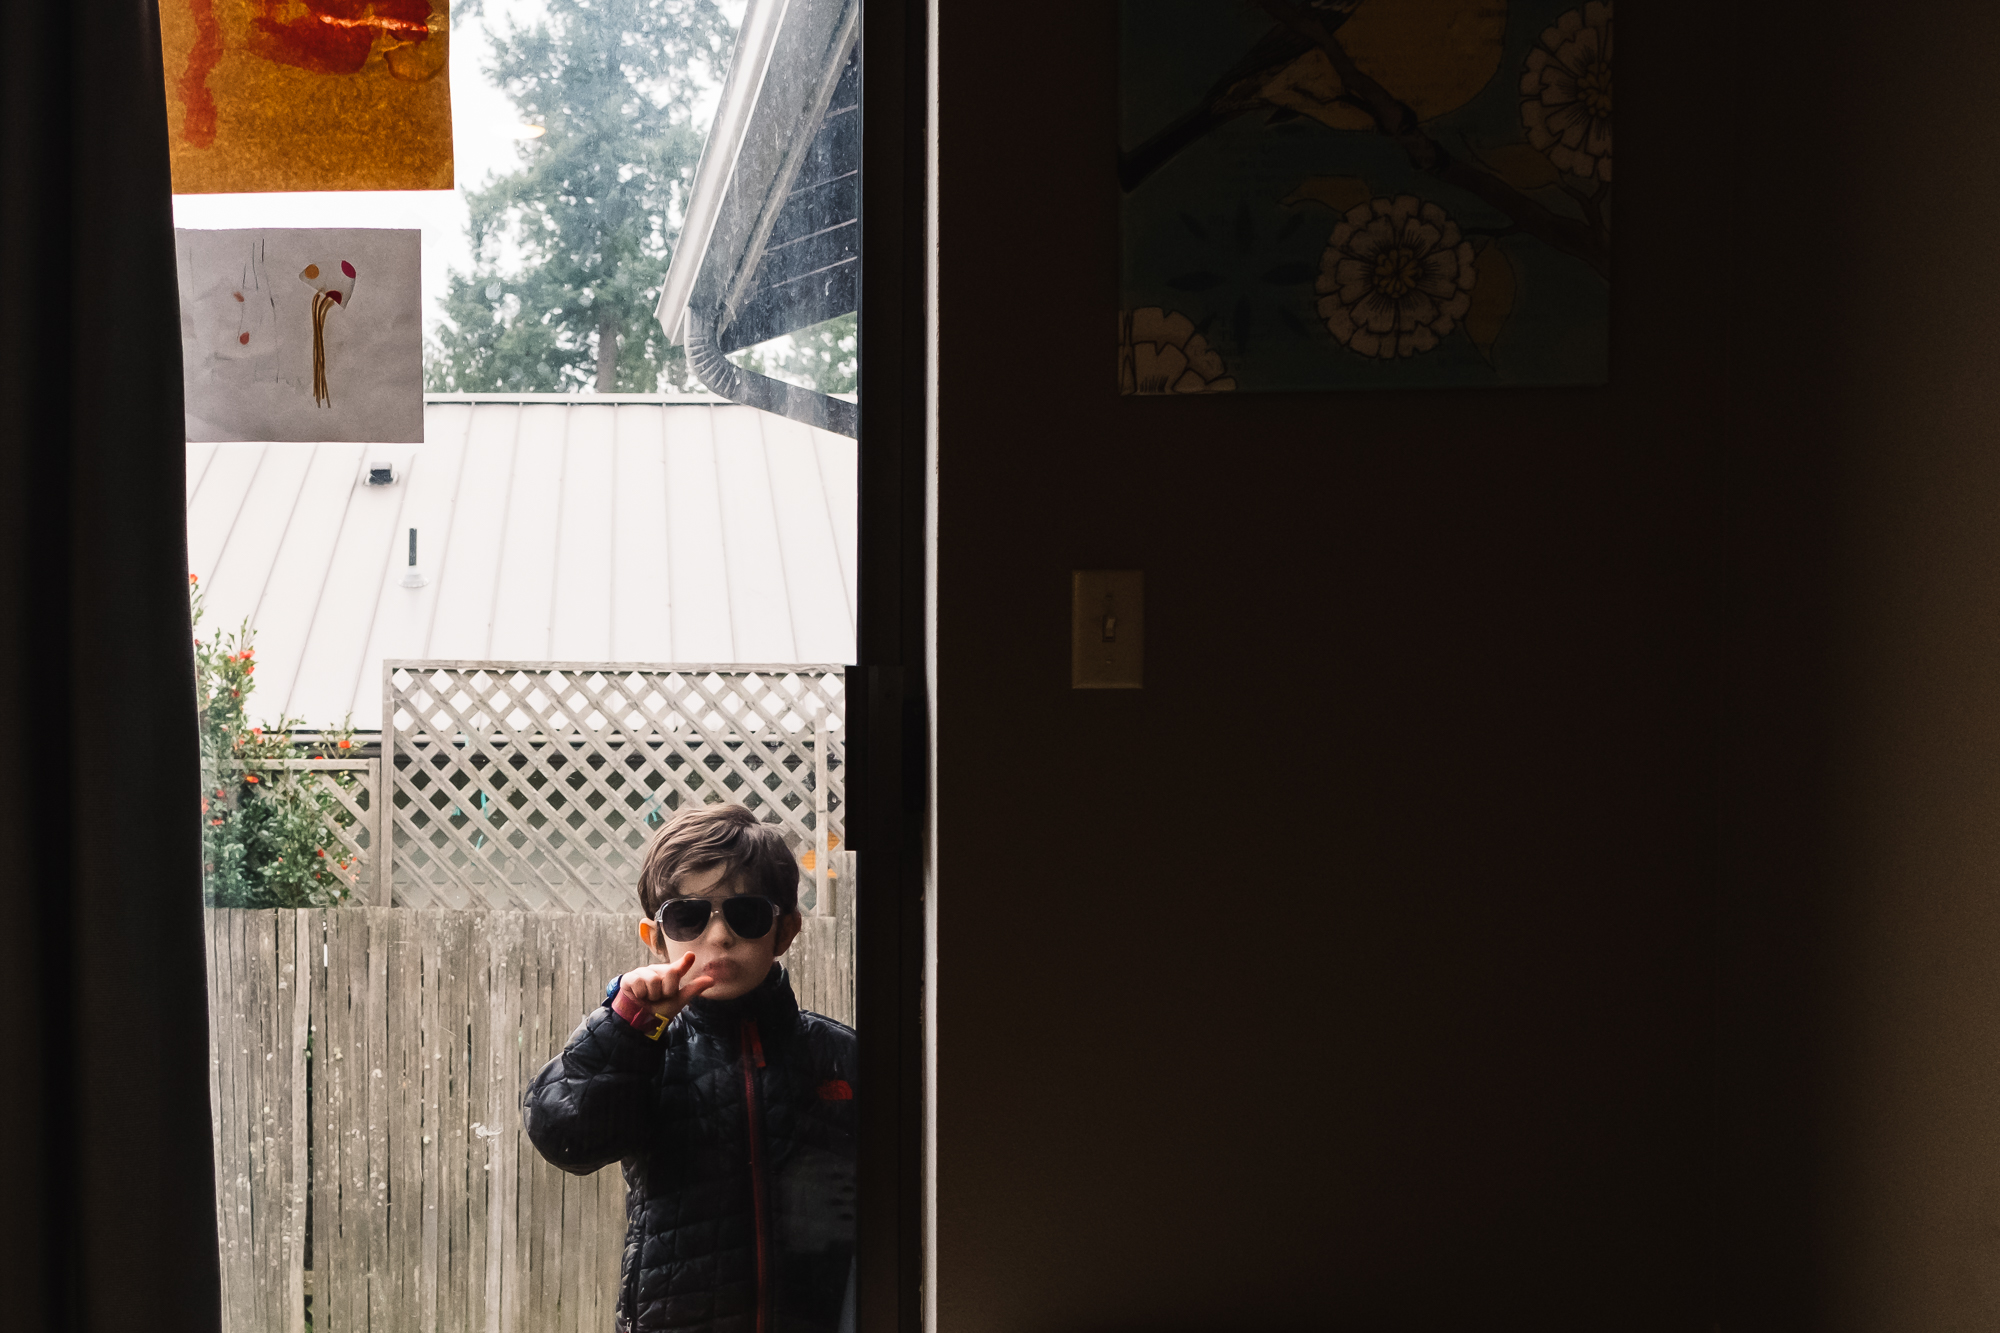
[{"left": 186, "top": 397, "right": 857, "bottom": 730}]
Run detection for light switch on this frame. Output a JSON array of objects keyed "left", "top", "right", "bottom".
[{"left": 1072, "top": 570, "right": 1143, "bottom": 688}]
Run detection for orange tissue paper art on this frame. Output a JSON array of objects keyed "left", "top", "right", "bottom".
[{"left": 161, "top": 0, "right": 453, "bottom": 194}]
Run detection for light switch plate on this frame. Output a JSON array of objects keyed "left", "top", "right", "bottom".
[{"left": 1072, "top": 570, "right": 1143, "bottom": 688}]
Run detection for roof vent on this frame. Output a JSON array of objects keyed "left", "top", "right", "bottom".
[
  {"left": 400, "top": 527, "right": 428, "bottom": 589},
  {"left": 365, "top": 463, "right": 397, "bottom": 486}
]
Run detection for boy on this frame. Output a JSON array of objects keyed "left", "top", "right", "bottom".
[{"left": 524, "top": 803, "right": 857, "bottom": 1333}]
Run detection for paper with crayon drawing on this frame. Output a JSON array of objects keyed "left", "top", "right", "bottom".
[{"left": 177, "top": 228, "right": 423, "bottom": 443}]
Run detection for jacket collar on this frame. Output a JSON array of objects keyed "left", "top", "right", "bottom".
[{"left": 681, "top": 961, "right": 800, "bottom": 1041}]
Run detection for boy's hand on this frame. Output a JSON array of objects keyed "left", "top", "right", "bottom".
[{"left": 619, "top": 951, "right": 716, "bottom": 1021}]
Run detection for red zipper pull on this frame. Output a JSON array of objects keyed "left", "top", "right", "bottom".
[{"left": 744, "top": 1018, "right": 765, "bottom": 1068}]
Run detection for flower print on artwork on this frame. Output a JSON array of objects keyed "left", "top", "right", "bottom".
[
  {"left": 1119, "top": 308, "right": 1237, "bottom": 394},
  {"left": 1522, "top": 2, "right": 1614, "bottom": 182},
  {"left": 1315, "top": 197, "right": 1477, "bottom": 360}
]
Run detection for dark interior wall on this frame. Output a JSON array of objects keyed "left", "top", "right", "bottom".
[
  {"left": 1721, "top": 1, "right": 2000, "bottom": 1326},
  {"left": 930, "top": 4, "right": 1731, "bottom": 1329}
]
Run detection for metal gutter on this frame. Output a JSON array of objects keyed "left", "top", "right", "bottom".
[
  {"left": 684, "top": 306, "right": 857, "bottom": 436},
  {"left": 654, "top": 0, "right": 792, "bottom": 348}
]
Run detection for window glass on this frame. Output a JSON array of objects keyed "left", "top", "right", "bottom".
[{"left": 172, "top": 1, "right": 861, "bottom": 1327}]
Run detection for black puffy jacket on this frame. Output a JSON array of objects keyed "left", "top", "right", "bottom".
[{"left": 522, "top": 964, "right": 857, "bottom": 1333}]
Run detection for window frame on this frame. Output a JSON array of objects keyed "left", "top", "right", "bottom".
[{"left": 850, "top": 2, "right": 930, "bottom": 1332}]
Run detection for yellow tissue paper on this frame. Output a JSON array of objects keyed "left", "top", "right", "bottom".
[{"left": 160, "top": 0, "right": 453, "bottom": 195}]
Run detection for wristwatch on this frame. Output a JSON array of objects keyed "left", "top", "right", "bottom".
[{"left": 605, "top": 974, "right": 670, "bottom": 1041}]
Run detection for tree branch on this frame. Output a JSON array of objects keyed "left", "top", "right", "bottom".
[
  {"left": 1251, "top": 0, "right": 1610, "bottom": 280},
  {"left": 1561, "top": 181, "right": 1605, "bottom": 237}
]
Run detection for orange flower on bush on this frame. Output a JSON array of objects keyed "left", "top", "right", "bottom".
[
  {"left": 337, "top": 738, "right": 352, "bottom": 749},
  {"left": 245, "top": 774, "right": 259, "bottom": 784}
]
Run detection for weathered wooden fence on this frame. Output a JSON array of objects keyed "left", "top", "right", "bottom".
[{"left": 205, "top": 891, "right": 854, "bottom": 1333}]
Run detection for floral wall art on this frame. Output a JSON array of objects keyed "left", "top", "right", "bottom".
[
  {"left": 1120, "top": 0, "right": 1611, "bottom": 394},
  {"left": 178, "top": 227, "right": 423, "bottom": 443}
]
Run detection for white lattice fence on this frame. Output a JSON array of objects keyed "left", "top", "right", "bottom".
[
  {"left": 382, "top": 663, "right": 845, "bottom": 911},
  {"left": 287, "top": 760, "right": 381, "bottom": 900}
]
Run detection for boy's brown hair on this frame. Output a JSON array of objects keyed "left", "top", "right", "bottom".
[{"left": 636, "top": 802, "right": 799, "bottom": 917}]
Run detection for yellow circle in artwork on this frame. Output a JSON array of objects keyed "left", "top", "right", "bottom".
[{"left": 303, "top": 264, "right": 320, "bottom": 280}]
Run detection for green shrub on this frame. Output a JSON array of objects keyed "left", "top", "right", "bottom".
[{"left": 193, "top": 576, "right": 360, "bottom": 908}]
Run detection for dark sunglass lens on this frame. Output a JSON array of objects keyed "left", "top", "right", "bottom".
[
  {"left": 659, "top": 899, "right": 712, "bottom": 941},
  {"left": 721, "top": 896, "right": 776, "bottom": 939}
]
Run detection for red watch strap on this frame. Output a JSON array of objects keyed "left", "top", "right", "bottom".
[{"left": 610, "top": 986, "right": 669, "bottom": 1040}]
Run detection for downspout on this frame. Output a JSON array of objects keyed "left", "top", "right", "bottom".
[{"left": 684, "top": 305, "right": 858, "bottom": 438}]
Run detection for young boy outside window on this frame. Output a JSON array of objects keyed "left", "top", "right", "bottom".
[{"left": 524, "top": 803, "right": 857, "bottom": 1333}]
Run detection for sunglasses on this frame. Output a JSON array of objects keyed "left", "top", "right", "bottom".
[{"left": 654, "top": 894, "right": 783, "bottom": 942}]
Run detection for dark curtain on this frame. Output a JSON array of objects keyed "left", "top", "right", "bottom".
[{"left": 0, "top": 0, "right": 223, "bottom": 1330}]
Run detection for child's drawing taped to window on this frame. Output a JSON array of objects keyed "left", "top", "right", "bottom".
[{"left": 176, "top": 226, "right": 422, "bottom": 443}]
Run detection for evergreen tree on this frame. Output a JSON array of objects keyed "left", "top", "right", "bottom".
[
  {"left": 737, "top": 312, "right": 857, "bottom": 394},
  {"left": 427, "top": 0, "right": 734, "bottom": 393}
]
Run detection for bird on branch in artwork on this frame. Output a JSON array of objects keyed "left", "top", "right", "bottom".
[
  {"left": 1117, "top": 1, "right": 1361, "bottom": 194},
  {"left": 1123, "top": 0, "right": 1611, "bottom": 281}
]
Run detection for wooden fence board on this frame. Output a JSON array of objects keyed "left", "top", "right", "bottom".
[
  {"left": 437, "top": 911, "right": 467, "bottom": 1333},
  {"left": 307, "top": 909, "right": 333, "bottom": 1333},
  {"left": 337, "top": 906, "right": 367, "bottom": 1333},
  {"left": 416, "top": 910, "right": 440, "bottom": 1333},
  {"left": 325, "top": 907, "right": 348, "bottom": 1333},
  {"left": 495, "top": 910, "right": 528, "bottom": 1333},
  {"left": 202, "top": 911, "right": 225, "bottom": 1331},
  {"left": 480, "top": 914, "right": 511, "bottom": 1333},
  {"left": 231, "top": 910, "right": 258, "bottom": 1333},
  {"left": 389, "top": 908, "right": 419, "bottom": 1327},
  {"left": 364, "top": 907, "right": 391, "bottom": 1333},
  {"left": 264, "top": 909, "right": 289, "bottom": 1333},
  {"left": 210, "top": 911, "right": 242, "bottom": 1333},
  {"left": 462, "top": 908, "right": 487, "bottom": 1333},
  {"left": 322, "top": 908, "right": 348, "bottom": 1333},
  {"left": 249, "top": 910, "right": 280, "bottom": 1333},
  {"left": 530, "top": 913, "right": 560, "bottom": 1333},
  {"left": 286, "top": 909, "right": 312, "bottom": 1333}
]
